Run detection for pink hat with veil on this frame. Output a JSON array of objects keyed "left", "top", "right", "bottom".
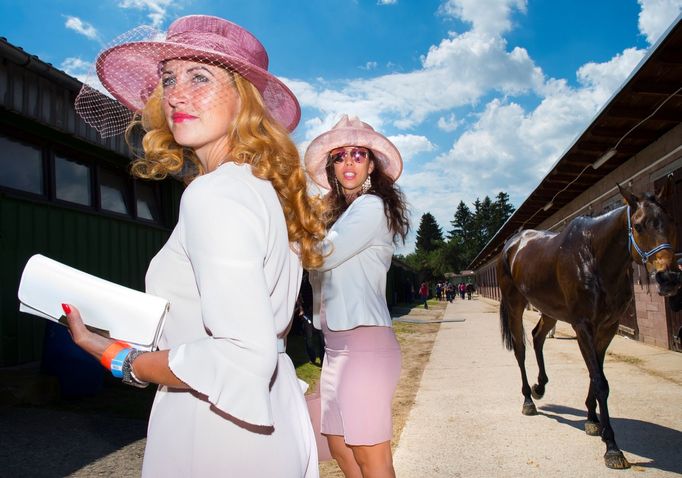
[
  {"left": 304, "top": 115, "right": 403, "bottom": 190},
  {"left": 75, "top": 15, "right": 301, "bottom": 136}
]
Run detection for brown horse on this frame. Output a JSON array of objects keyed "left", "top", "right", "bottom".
[{"left": 497, "top": 182, "right": 678, "bottom": 469}]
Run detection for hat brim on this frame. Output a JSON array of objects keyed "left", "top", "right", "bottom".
[
  {"left": 96, "top": 41, "right": 301, "bottom": 132},
  {"left": 304, "top": 126, "right": 403, "bottom": 189}
]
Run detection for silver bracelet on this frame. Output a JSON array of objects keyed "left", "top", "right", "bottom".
[{"left": 122, "top": 349, "right": 150, "bottom": 388}]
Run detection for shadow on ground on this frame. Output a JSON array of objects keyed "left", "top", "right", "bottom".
[
  {"left": 0, "top": 407, "right": 147, "bottom": 477},
  {"left": 538, "top": 403, "right": 682, "bottom": 474},
  {"left": 0, "top": 373, "right": 154, "bottom": 478}
]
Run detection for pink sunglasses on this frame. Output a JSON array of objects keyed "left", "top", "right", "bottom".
[{"left": 330, "top": 147, "right": 370, "bottom": 164}]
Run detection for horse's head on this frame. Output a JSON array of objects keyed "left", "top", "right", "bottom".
[{"left": 619, "top": 180, "right": 679, "bottom": 296}]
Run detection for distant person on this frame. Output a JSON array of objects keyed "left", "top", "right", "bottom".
[
  {"left": 419, "top": 282, "right": 430, "bottom": 309},
  {"left": 466, "top": 283, "right": 475, "bottom": 300},
  {"left": 444, "top": 282, "right": 452, "bottom": 302},
  {"left": 305, "top": 115, "right": 409, "bottom": 478}
]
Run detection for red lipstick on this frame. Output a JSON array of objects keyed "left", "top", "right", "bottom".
[{"left": 172, "top": 112, "right": 197, "bottom": 123}]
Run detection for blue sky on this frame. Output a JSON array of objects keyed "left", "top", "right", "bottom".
[{"left": 1, "top": 0, "right": 681, "bottom": 252}]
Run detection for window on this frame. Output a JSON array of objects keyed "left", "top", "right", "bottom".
[
  {"left": 136, "top": 181, "right": 161, "bottom": 222},
  {"left": 55, "top": 155, "right": 92, "bottom": 206},
  {"left": 100, "top": 168, "right": 130, "bottom": 215},
  {"left": 0, "top": 134, "right": 44, "bottom": 194}
]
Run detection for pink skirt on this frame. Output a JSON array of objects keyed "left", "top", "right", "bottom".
[{"left": 320, "top": 323, "right": 401, "bottom": 446}]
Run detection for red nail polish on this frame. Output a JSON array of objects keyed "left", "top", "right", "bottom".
[{"left": 61, "top": 303, "right": 71, "bottom": 315}]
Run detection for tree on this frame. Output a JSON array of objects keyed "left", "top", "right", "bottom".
[
  {"left": 491, "top": 191, "right": 515, "bottom": 232},
  {"left": 415, "top": 212, "right": 444, "bottom": 253},
  {"left": 404, "top": 191, "right": 515, "bottom": 282},
  {"left": 448, "top": 201, "right": 472, "bottom": 242}
]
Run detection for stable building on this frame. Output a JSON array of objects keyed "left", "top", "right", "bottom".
[
  {"left": 0, "top": 37, "right": 183, "bottom": 371},
  {"left": 470, "top": 17, "right": 682, "bottom": 351}
]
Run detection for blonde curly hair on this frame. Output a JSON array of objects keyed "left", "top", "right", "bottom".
[{"left": 125, "top": 72, "right": 325, "bottom": 269}]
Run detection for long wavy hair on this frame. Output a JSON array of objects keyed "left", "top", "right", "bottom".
[
  {"left": 125, "top": 71, "right": 326, "bottom": 268},
  {"left": 323, "top": 150, "right": 409, "bottom": 244}
]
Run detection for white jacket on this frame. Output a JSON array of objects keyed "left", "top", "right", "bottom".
[{"left": 310, "top": 194, "right": 394, "bottom": 331}]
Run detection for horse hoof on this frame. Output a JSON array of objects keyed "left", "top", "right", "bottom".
[
  {"left": 585, "top": 421, "right": 601, "bottom": 436},
  {"left": 604, "top": 450, "right": 630, "bottom": 469},
  {"left": 522, "top": 403, "right": 537, "bottom": 415},
  {"left": 531, "top": 385, "right": 544, "bottom": 400}
]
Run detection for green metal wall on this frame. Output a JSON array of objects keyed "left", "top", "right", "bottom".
[{"left": 0, "top": 194, "right": 176, "bottom": 366}]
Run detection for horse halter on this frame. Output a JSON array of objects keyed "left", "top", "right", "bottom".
[{"left": 627, "top": 206, "right": 673, "bottom": 265}]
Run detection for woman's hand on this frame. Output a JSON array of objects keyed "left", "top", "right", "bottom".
[
  {"left": 61, "top": 303, "right": 188, "bottom": 388},
  {"left": 61, "top": 303, "right": 115, "bottom": 362}
]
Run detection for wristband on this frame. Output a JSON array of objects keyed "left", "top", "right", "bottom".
[
  {"left": 110, "top": 347, "right": 133, "bottom": 378},
  {"left": 100, "top": 341, "right": 131, "bottom": 370}
]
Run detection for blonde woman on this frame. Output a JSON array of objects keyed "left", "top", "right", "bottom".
[{"left": 63, "top": 15, "right": 325, "bottom": 477}]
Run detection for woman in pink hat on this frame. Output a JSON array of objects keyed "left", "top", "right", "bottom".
[
  {"left": 305, "top": 115, "right": 409, "bottom": 477},
  {"left": 62, "top": 15, "right": 325, "bottom": 477}
]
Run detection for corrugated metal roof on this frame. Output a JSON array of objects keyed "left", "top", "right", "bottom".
[
  {"left": 0, "top": 37, "right": 131, "bottom": 157},
  {"left": 470, "top": 16, "right": 682, "bottom": 270}
]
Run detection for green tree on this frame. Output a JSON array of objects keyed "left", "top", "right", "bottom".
[
  {"left": 448, "top": 201, "right": 472, "bottom": 242},
  {"left": 491, "top": 191, "right": 514, "bottom": 231},
  {"left": 415, "top": 212, "right": 444, "bottom": 253}
]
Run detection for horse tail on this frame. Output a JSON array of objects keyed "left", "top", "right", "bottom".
[
  {"left": 498, "top": 243, "right": 518, "bottom": 351},
  {"left": 500, "top": 299, "right": 515, "bottom": 351}
]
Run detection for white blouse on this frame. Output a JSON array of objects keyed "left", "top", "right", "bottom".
[
  {"left": 142, "top": 162, "right": 317, "bottom": 477},
  {"left": 310, "top": 194, "right": 395, "bottom": 331}
]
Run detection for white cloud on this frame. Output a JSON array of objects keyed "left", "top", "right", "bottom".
[
  {"left": 637, "top": 0, "right": 682, "bottom": 44},
  {"left": 575, "top": 47, "right": 646, "bottom": 96},
  {"left": 388, "top": 134, "right": 436, "bottom": 162},
  {"left": 439, "top": 0, "right": 527, "bottom": 36},
  {"left": 290, "top": 29, "right": 544, "bottom": 132},
  {"left": 64, "top": 16, "right": 98, "bottom": 40},
  {"left": 361, "top": 61, "right": 378, "bottom": 70},
  {"left": 378, "top": 0, "right": 398, "bottom": 4},
  {"left": 118, "top": 0, "right": 173, "bottom": 28},
  {"left": 410, "top": 45, "right": 647, "bottom": 238},
  {"left": 437, "top": 113, "right": 460, "bottom": 132}
]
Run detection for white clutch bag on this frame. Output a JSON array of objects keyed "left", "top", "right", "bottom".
[{"left": 18, "top": 254, "right": 169, "bottom": 351}]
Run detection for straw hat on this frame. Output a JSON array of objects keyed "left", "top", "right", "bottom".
[
  {"left": 77, "top": 15, "right": 300, "bottom": 135},
  {"left": 304, "top": 115, "right": 403, "bottom": 189}
]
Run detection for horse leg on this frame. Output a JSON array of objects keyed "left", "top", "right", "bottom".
[
  {"left": 502, "top": 296, "right": 536, "bottom": 415},
  {"left": 498, "top": 252, "right": 536, "bottom": 416},
  {"left": 584, "top": 380, "right": 600, "bottom": 436},
  {"left": 530, "top": 314, "right": 556, "bottom": 400},
  {"left": 574, "top": 322, "right": 630, "bottom": 469},
  {"left": 585, "top": 320, "right": 618, "bottom": 437}
]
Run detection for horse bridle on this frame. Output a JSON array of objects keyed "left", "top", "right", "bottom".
[{"left": 627, "top": 206, "right": 673, "bottom": 265}]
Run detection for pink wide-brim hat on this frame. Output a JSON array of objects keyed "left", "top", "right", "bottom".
[
  {"left": 304, "top": 115, "right": 403, "bottom": 189},
  {"left": 95, "top": 15, "right": 301, "bottom": 132}
]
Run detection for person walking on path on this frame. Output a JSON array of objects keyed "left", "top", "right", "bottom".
[
  {"left": 305, "top": 115, "right": 409, "bottom": 478},
  {"left": 419, "top": 282, "right": 429, "bottom": 309},
  {"left": 62, "top": 15, "right": 325, "bottom": 477}
]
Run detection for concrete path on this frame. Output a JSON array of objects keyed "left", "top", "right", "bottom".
[{"left": 393, "top": 297, "right": 682, "bottom": 477}]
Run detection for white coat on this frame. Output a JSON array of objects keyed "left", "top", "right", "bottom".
[{"left": 310, "top": 194, "right": 394, "bottom": 331}]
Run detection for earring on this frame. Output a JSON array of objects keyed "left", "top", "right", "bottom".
[
  {"left": 361, "top": 176, "right": 372, "bottom": 194},
  {"left": 334, "top": 177, "right": 341, "bottom": 195}
]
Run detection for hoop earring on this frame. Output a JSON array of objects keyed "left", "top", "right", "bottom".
[{"left": 361, "top": 176, "right": 372, "bottom": 194}]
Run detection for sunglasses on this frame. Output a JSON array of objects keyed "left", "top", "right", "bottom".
[{"left": 330, "top": 147, "right": 370, "bottom": 164}]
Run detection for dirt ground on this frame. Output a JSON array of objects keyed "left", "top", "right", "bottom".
[{"left": 319, "top": 302, "right": 444, "bottom": 477}]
